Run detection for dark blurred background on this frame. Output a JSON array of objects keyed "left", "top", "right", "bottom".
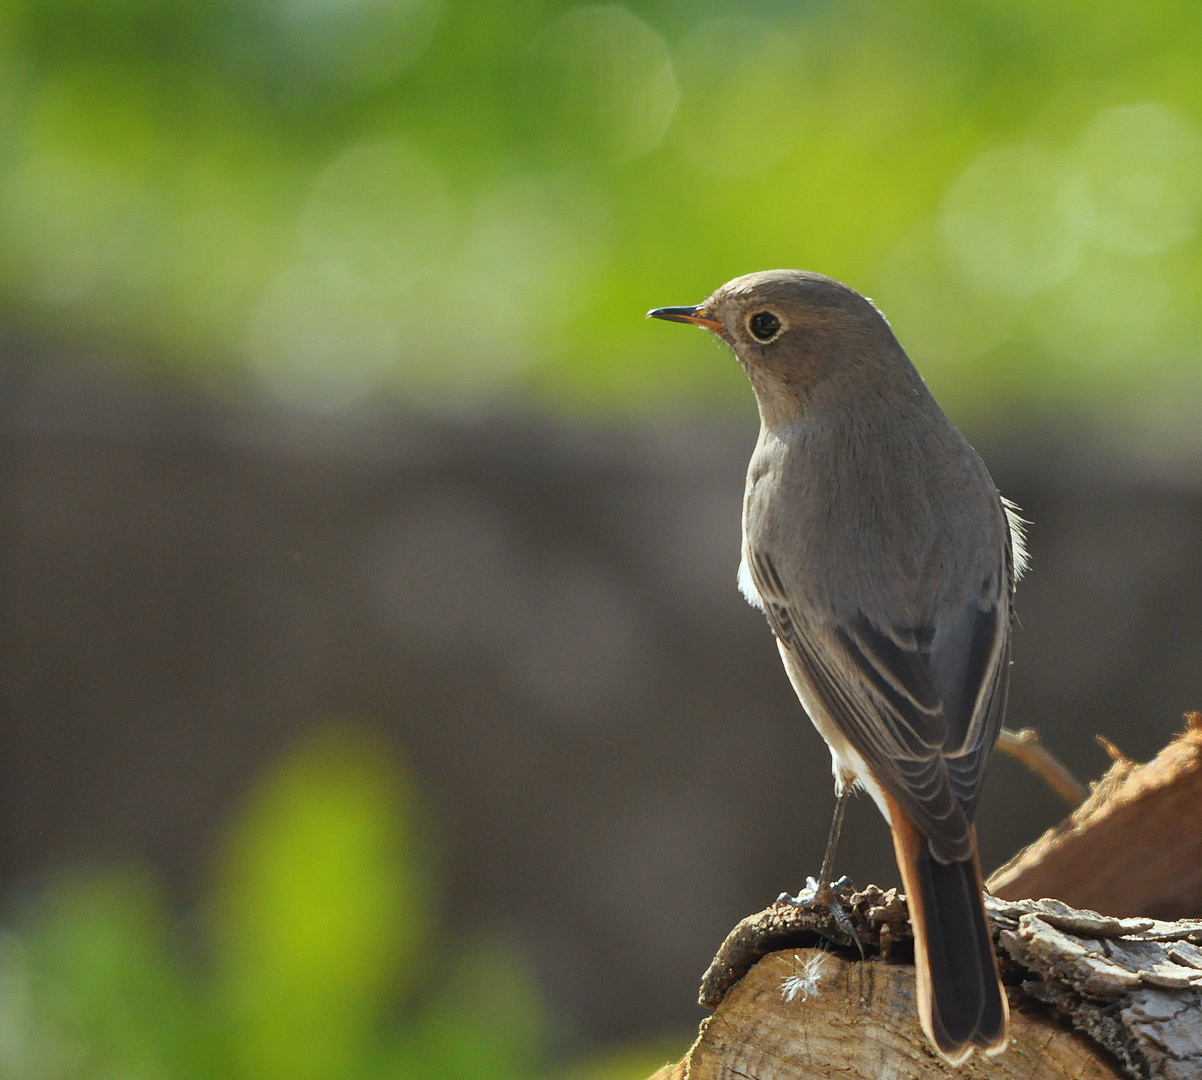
[{"left": 2, "top": 1, "right": 1202, "bottom": 1077}]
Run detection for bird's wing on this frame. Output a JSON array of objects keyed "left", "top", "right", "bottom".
[{"left": 749, "top": 550, "right": 1010, "bottom": 863}]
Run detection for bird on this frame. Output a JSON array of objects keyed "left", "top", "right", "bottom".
[{"left": 648, "top": 270, "right": 1026, "bottom": 1065}]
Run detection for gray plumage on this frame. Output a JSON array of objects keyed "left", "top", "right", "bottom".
[{"left": 648, "top": 269, "right": 1026, "bottom": 1064}]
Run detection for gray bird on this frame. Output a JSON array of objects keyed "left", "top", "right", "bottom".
[{"left": 648, "top": 270, "right": 1026, "bottom": 1064}]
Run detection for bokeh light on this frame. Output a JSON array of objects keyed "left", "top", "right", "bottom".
[
  {"left": 0, "top": 0, "right": 1200, "bottom": 436},
  {"left": 533, "top": 5, "right": 678, "bottom": 164},
  {"left": 670, "top": 17, "right": 807, "bottom": 177}
]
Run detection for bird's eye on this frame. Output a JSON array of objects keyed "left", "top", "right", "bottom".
[{"left": 748, "top": 311, "right": 781, "bottom": 341}]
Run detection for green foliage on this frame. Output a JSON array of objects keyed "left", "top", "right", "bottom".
[
  {"left": 0, "top": 871, "right": 226, "bottom": 1079},
  {"left": 3, "top": 0, "right": 1200, "bottom": 435},
  {"left": 0, "top": 727, "right": 683, "bottom": 1080},
  {"left": 210, "top": 729, "right": 429, "bottom": 1080},
  {"left": 560, "top": 1039, "right": 690, "bottom": 1080},
  {"left": 387, "top": 943, "right": 547, "bottom": 1080}
]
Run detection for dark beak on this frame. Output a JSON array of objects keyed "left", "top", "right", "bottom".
[{"left": 646, "top": 305, "right": 723, "bottom": 331}]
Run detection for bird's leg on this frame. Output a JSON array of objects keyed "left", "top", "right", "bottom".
[
  {"left": 778, "top": 786, "right": 851, "bottom": 902},
  {"left": 777, "top": 788, "right": 863, "bottom": 957},
  {"left": 815, "top": 784, "right": 850, "bottom": 895}
]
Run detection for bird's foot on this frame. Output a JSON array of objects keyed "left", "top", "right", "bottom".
[
  {"left": 776, "top": 876, "right": 865, "bottom": 959},
  {"left": 776, "top": 872, "right": 850, "bottom": 907}
]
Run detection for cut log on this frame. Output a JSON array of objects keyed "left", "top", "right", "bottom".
[
  {"left": 692, "top": 949, "right": 1121, "bottom": 1079},
  {"left": 664, "top": 888, "right": 1202, "bottom": 1080},
  {"left": 988, "top": 716, "right": 1202, "bottom": 920}
]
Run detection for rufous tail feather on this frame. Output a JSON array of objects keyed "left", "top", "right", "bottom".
[{"left": 886, "top": 794, "right": 1009, "bottom": 1065}]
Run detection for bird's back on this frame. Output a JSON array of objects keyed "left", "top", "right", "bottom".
[{"left": 743, "top": 370, "right": 1010, "bottom": 632}]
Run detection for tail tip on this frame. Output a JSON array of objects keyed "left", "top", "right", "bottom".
[
  {"left": 980, "top": 1025, "right": 1011, "bottom": 1058},
  {"left": 927, "top": 1016, "right": 1009, "bottom": 1066}
]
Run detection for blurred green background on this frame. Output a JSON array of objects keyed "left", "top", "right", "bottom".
[
  {"left": 2, "top": 1, "right": 1202, "bottom": 1077},
  {"left": 0, "top": 729, "right": 686, "bottom": 1080},
  {"left": 2, "top": 0, "right": 1201, "bottom": 432}
]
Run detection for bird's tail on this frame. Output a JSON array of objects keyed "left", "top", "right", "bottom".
[{"left": 887, "top": 798, "right": 1008, "bottom": 1065}]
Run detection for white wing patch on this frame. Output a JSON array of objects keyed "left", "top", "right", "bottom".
[
  {"left": 738, "top": 554, "right": 765, "bottom": 610},
  {"left": 1001, "top": 496, "right": 1030, "bottom": 583}
]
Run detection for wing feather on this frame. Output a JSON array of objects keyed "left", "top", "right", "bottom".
[{"left": 751, "top": 548, "right": 1011, "bottom": 863}]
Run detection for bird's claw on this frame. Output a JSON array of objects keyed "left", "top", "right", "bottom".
[
  {"left": 776, "top": 874, "right": 849, "bottom": 907},
  {"left": 776, "top": 876, "right": 865, "bottom": 960}
]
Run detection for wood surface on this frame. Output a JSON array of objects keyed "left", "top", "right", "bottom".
[
  {"left": 678, "top": 891, "right": 1202, "bottom": 1079},
  {"left": 690, "top": 948, "right": 1121, "bottom": 1079},
  {"left": 989, "top": 716, "right": 1202, "bottom": 920}
]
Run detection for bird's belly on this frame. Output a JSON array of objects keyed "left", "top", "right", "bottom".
[{"left": 776, "top": 640, "right": 894, "bottom": 826}]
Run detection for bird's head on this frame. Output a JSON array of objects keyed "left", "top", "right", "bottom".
[{"left": 648, "top": 269, "right": 902, "bottom": 425}]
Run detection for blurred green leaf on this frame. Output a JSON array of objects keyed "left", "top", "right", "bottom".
[
  {"left": 560, "top": 1037, "right": 692, "bottom": 1080},
  {"left": 0, "top": 723, "right": 692, "bottom": 1080},
  {"left": 388, "top": 940, "right": 546, "bottom": 1080},
  {"left": 209, "top": 726, "right": 430, "bottom": 1080},
  {"left": 13, "top": 869, "right": 222, "bottom": 1080}
]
